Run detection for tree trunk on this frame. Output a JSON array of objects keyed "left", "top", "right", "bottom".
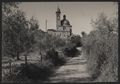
[
  {"left": 25, "top": 55, "right": 27, "bottom": 65},
  {"left": 17, "top": 51, "right": 20, "bottom": 60},
  {"left": 9, "top": 59, "right": 12, "bottom": 76},
  {"left": 39, "top": 51, "right": 42, "bottom": 62}
]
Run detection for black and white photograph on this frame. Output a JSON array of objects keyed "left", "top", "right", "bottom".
[{"left": 2, "top": 1, "right": 118, "bottom": 83}]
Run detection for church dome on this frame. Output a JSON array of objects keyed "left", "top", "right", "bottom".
[
  {"left": 61, "top": 15, "right": 70, "bottom": 25},
  {"left": 63, "top": 20, "right": 70, "bottom": 25}
]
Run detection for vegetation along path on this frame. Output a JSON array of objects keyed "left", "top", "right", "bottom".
[{"left": 44, "top": 47, "right": 92, "bottom": 83}]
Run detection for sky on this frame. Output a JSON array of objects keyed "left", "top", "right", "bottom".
[{"left": 19, "top": 2, "right": 118, "bottom": 35}]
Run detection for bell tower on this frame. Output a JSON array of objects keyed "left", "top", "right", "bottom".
[{"left": 56, "top": 6, "right": 61, "bottom": 29}]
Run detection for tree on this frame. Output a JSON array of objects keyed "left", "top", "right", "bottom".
[
  {"left": 83, "top": 13, "right": 118, "bottom": 82},
  {"left": 2, "top": 3, "right": 33, "bottom": 60},
  {"left": 4, "top": 10, "right": 29, "bottom": 59},
  {"left": 2, "top": 2, "right": 19, "bottom": 17},
  {"left": 91, "top": 13, "right": 118, "bottom": 33},
  {"left": 29, "top": 16, "right": 39, "bottom": 31},
  {"left": 81, "top": 31, "right": 87, "bottom": 37},
  {"left": 2, "top": 2, "right": 20, "bottom": 58}
]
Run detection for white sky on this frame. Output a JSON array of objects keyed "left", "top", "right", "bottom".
[{"left": 19, "top": 2, "right": 118, "bottom": 35}]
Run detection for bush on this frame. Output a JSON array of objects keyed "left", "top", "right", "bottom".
[
  {"left": 63, "top": 43, "right": 79, "bottom": 57},
  {"left": 2, "top": 64, "right": 27, "bottom": 82},
  {"left": 20, "top": 61, "right": 54, "bottom": 81},
  {"left": 2, "top": 59, "right": 54, "bottom": 82},
  {"left": 82, "top": 14, "right": 118, "bottom": 81},
  {"left": 95, "top": 33, "right": 118, "bottom": 82},
  {"left": 46, "top": 48, "right": 66, "bottom": 66}
]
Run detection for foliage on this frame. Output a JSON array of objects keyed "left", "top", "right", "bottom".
[
  {"left": 2, "top": 2, "right": 39, "bottom": 60},
  {"left": 81, "top": 31, "right": 87, "bottom": 37},
  {"left": 91, "top": 13, "right": 118, "bottom": 33},
  {"left": 70, "top": 35, "right": 82, "bottom": 47},
  {"left": 36, "top": 33, "right": 66, "bottom": 51},
  {"left": 82, "top": 13, "right": 118, "bottom": 81},
  {"left": 2, "top": 61, "right": 54, "bottom": 82},
  {"left": 20, "top": 61, "right": 54, "bottom": 81},
  {"left": 63, "top": 43, "right": 79, "bottom": 57},
  {"left": 46, "top": 48, "right": 66, "bottom": 66},
  {"left": 2, "top": 2, "right": 20, "bottom": 18},
  {"left": 29, "top": 17, "right": 39, "bottom": 31},
  {"left": 2, "top": 10, "right": 30, "bottom": 59}
]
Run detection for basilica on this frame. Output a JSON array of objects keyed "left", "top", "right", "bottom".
[{"left": 47, "top": 7, "right": 72, "bottom": 39}]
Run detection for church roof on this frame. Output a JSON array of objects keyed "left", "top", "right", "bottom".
[
  {"left": 47, "top": 29, "right": 56, "bottom": 32},
  {"left": 61, "top": 19, "right": 70, "bottom": 25}
]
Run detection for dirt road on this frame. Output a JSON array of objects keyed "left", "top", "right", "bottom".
[{"left": 45, "top": 47, "right": 91, "bottom": 83}]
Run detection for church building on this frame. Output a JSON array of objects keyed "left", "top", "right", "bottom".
[{"left": 47, "top": 7, "right": 72, "bottom": 39}]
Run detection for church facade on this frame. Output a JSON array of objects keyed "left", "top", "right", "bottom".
[{"left": 47, "top": 7, "right": 72, "bottom": 39}]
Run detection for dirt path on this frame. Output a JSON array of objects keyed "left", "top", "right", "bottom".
[{"left": 45, "top": 47, "right": 92, "bottom": 83}]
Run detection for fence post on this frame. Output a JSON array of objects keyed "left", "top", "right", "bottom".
[
  {"left": 39, "top": 51, "right": 42, "bottom": 62},
  {"left": 9, "top": 59, "right": 12, "bottom": 76}
]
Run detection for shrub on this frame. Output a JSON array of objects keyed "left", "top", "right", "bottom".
[
  {"left": 20, "top": 61, "right": 54, "bottom": 81},
  {"left": 82, "top": 14, "right": 118, "bottom": 81},
  {"left": 2, "top": 59, "right": 54, "bottom": 82},
  {"left": 2, "top": 64, "right": 26, "bottom": 82},
  {"left": 70, "top": 35, "right": 82, "bottom": 47},
  {"left": 82, "top": 29, "right": 118, "bottom": 81},
  {"left": 46, "top": 48, "right": 66, "bottom": 66},
  {"left": 95, "top": 33, "right": 118, "bottom": 82},
  {"left": 63, "top": 43, "right": 79, "bottom": 57}
]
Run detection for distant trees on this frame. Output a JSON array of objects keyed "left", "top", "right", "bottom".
[{"left": 81, "top": 31, "right": 87, "bottom": 37}]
